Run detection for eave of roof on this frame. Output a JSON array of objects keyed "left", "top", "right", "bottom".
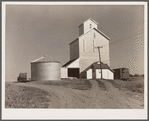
[
  {"left": 62, "top": 58, "right": 78, "bottom": 67},
  {"left": 82, "top": 61, "right": 114, "bottom": 73},
  {"left": 93, "top": 62, "right": 114, "bottom": 72},
  {"left": 94, "top": 28, "right": 110, "bottom": 40},
  {"left": 113, "top": 68, "right": 129, "bottom": 70},
  {"left": 69, "top": 28, "right": 110, "bottom": 45},
  {"left": 93, "top": 63, "right": 109, "bottom": 69}
]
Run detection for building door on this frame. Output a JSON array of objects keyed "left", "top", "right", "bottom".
[
  {"left": 68, "top": 68, "right": 79, "bottom": 78},
  {"left": 87, "top": 69, "right": 92, "bottom": 79}
]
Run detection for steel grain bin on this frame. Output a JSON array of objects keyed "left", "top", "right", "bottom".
[{"left": 31, "top": 56, "right": 61, "bottom": 81}]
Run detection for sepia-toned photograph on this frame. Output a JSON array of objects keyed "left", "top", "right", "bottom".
[{"left": 2, "top": 1, "right": 147, "bottom": 120}]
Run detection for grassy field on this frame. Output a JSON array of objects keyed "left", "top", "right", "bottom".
[
  {"left": 29, "top": 79, "right": 92, "bottom": 90},
  {"left": 5, "top": 77, "right": 144, "bottom": 108},
  {"left": 5, "top": 82, "right": 51, "bottom": 108},
  {"left": 5, "top": 79, "right": 92, "bottom": 108},
  {"left": 106, "top": 77, "right": 144, "bottom": 93}
]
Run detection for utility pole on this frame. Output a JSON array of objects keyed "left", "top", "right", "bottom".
[{"left": 95, "top": 46, "right": 103, "bottom": 79}]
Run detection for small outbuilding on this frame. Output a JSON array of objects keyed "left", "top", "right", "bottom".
[
  {"left": 80, "top": 62, "right": 114, "bottom": 79},
  {"left": 31, "top": 56, "right": 61, "bottom": 81},
  {"left": 17, "top": 73, "right": 27, "bottom": 82},
  {"left": 113, "top": 68, "right": 129, "bottom": 80}
]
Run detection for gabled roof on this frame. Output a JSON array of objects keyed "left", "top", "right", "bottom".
[
  {"left": 79, "top": 18, "right": 99, "bottom": 27},
  {"left": 93, "top": 62, "right": 114, "bottom": 72},
  {"left": 31, "top": 55, "right": 60, "bottom": 63},
  {"left": 94, "top": 28, "right": 110, "bottom": 40},
  {"left": 69, "top": 28, "right": 110, "bottom": 45},
  {"left": 82, "top": 61, "right": 114, "bottom": 72},
  {"left": 93, "top": 62, "right": 110, "bottom": 69},
  {"left": 62, "top": 58, "right": 78, "bottom": 67}
]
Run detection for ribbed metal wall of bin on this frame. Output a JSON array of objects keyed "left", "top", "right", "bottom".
[{"left": 31, "top": 56, "right": 61, "bottom": 81}]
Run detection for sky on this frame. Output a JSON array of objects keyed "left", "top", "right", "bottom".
[{"left": 5, "top": 4, "right": 145, "bottom": 81}]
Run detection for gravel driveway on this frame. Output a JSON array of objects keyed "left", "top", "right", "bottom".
[{"left": 15, "top": 80, "right": 144, "bottom": 109}]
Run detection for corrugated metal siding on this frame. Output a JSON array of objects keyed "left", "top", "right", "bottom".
[{"left": 31, "top": 62, "right": 61, "bottom": 81}]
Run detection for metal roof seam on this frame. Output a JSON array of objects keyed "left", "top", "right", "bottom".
[{"left": 31, "top": 56, "right": 60, "bottom": 63}]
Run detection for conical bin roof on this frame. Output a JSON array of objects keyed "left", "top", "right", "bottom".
[{"left": 31, "top": 55, "right": 60, "bottom": 63}]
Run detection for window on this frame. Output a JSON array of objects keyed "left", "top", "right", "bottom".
[
  {"left": 94, "top": 33, "right": 96, "bottom": 38},
  {"left": 90, "top": 24, "right": 92, "bottom": 29},
  {"left": 83, "top": 40, "right": 85, "bottom": 52},
  {"left": 93, "top": 40, "right": 95, "bottom": 52}
]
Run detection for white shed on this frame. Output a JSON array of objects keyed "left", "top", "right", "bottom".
[{"left": 81, "top": 62, "right": 114, "bottom": 80}]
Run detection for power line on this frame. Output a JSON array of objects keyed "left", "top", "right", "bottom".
[
  {"left": 110, "top": 32, "right": 144, "bottom": 45},
  {"left": 96, "top": 32, "right": 144, "bottom": 49},
  {"left": 100, "top": 32, "right": 144, "bottom": 48},
  {"left": 111, "top": 30, "right": 144, "bottom": 44}
]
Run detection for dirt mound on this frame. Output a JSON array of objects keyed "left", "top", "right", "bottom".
[
  {"left": 6, "top": 79, "right": 144, "bottom": 109},
  {"left": 94, "top": 79, "right": 144, "bottom": 109}
]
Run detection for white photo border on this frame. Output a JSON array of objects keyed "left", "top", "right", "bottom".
[{"left": 2, "top": 1, "right": 148, "bottom": 120}]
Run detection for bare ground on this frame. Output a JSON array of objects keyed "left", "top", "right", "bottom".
[{"left": 8, "top": 79, "right": 144, "bottom": 109}]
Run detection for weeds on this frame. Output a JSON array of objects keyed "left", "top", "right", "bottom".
[
  {"left": 5, "top": 82, "right": 51, "bottom": 108},
  {"left": 29, "top": 79, "right": 92, "bottom": 90},
  {"left": 106, "top": 77, "right": 144, "bottom": 93}
]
